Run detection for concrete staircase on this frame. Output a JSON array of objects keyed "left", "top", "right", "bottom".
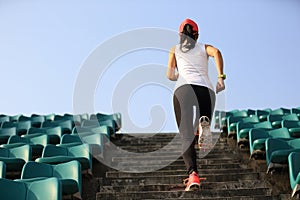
[{"left": 94, "top": 132, "right": 291, "bottom": 200}]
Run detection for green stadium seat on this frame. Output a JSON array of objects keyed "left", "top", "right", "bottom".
[
  {"left": 35, "top": 144, "right": 92, "bottom": 175},
  {"left": 0, "top": 161, "right": 6, "bottom": 178},
  {"left": 255, "top": 109, "right": 271, "bottom": 122},
  {"left": 266, "top": 138, "right": 300, "bottom": 173},
  {"left": 0, "top": 127, "right": 17, "bottom": 144},
  {"left": 237, "top": 121, "right": 273, "bottom": 148},
  {"left": 45, "top": 113, "right": 55, "bottom": 121},
  {"left": 30, "top": 114, "right": 46, "bottom": 128},
  {"left": 20, "top": 160, "right": 82, "bottom": 199},
  {"left": 267, "top": 114, "right": 298, "bottom": 129},
  {"left": 0, "top": 177, "right": 62, "bottom": 200},
  {"left": 2, "top": 134, "right": 48, "bottom": 157},
  {"left": 227, "top": 115, "right": 259, "bottom": 138},
  {"left": 0, "top": 144, "right": 31, "bottom": 172},
  {"left": 9, "top": 114, "right": 22, "bottom": 122},
  {"left": 288, "top": 152, "right": 300, "bottom": 197},
  {"left": 27, "top": 126, "right": 62, "bottom": 144},
  {"left": 95, "top": 112, "right": 122, "bottom": 131},
  {"left": 249, "top": 127, "right": 291, "bottom": 159},
  {"left": 282, "top": 120, "right": 300, "bottom": 138},
  {"left": 0, "top": 115, "right": 9, "bottom": 127},
  {"left": 82, "top": 119, "right": 115, "bottom": 136}
]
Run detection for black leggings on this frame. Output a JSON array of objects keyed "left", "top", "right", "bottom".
[{"left": 173, "top": 84, "right": 215, "bottom": 174}]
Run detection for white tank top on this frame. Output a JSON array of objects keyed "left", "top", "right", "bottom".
[{"left": 174, "top": 43, "right": 214, "bottom": 91}]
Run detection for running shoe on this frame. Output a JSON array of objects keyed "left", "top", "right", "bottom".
[
  {"left": 198, "top": 116, "right": 213, "bottom": 151},
  {"left": 183, "top": 171, "right": 200, "bottom": 191}
]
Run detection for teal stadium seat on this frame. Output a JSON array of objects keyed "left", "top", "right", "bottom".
[
  {"left": 282, "top": 120, "right": 300, "bottom": 138},
  {"left": 266, "top": 138, "right": 300, "bottom": 173},
  {"left": 267, "top": 114, "right": 298, "bottom": 129},
  {"left": 0, "top": 144, "right": 31, "bottom": 172},
  {"left": 288, "top": 152, "right": 300, "bottom": 197},
  {"left": 0, "top": 161, "right": 6, "bottom": 178},
  {"left": 2, "top": 134, "right": 48, "bottom": 157},
  {"left": 27, "top": 126, "right": 62, "bottom": 144},
  {"left": 36, "top": 144, "right": 92, "bottom": 175},
  {"left": 227, "top": 115, "right": 259, "bottom": 138},
  {"left": 249, "top": 127, "right": 291, "bottom": 159},
  {"left": 0, "top": 127, "right": 16, "bottom": 144},
  {"left": 237, "top": 121, "right": 273, "bottom": 148},
  {"left": 0, "top": 177, "right": 62, "bottom": 200},
  {"left": 20, "top": 160, "right": 82, "bottom": 199}
]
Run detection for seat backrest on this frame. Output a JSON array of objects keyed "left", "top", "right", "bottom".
[
  {"left": 282, "top": 113, "right": 299, "bottom": 121},
  {"left": 281, "top": 120, "right": 300, "bottom": 129},
  {"left": 267, "top": 114, "right": 284, "bottom": 123},
  {"left": 268, "top": 127, "right": 291, "bottom": 139},
  {"left": 253, "top": 121, "right": 272, "bottom": 129},
  {"left": 0, "top": 178, "right": 27, "bottom": 200},
  {"left": 21, "top": 161, "right": 53, "bottom": 179},
  {"left": 45, "top": 126, "right": 62, "bottom": 137},
  {"left": 1, "top": 122, "right": 16, "bottom": 129},
  {"left": 288, "top": 138, "right": 300, "bottom": 149},
  {"left": 82, "top": 133, "right": 102, "bottom": 146},
  {"left": 0, "top": 127, "right": 17, "bottom": 137},
  {"left": 288, "top": 152, "right": 300, "bottom": 189},
  {"left": 8, "top": 144, "right": 31, "bottom": 162},
  {"left": 27, "top": 127, "right": 47, "bottom": 135},
  {"left": 25, "top": 177, "right": 61, "bottom": 200},
  {"left": 7, "top": 135, "right": 29, "bottom": 144},
  {"left": 60, "top": 134, "right": 82, "bottom": 144},
  {"left": 53, "top": 160, "right": 82, "bottom": 195},
  {"left": 68, "top": 144, "right": 90, "bottom": 159},
  {"left": 30, "top": 134, "right": 49, "bottom": 146},
  {"left": 42, "top": 145, "right": 68, "bottom": 157}
]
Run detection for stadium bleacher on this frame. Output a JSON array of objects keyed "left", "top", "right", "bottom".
[
  {"left": 0, "top": 112, "right": 121, "bottom": 200},
  {"left": 217, "top": 107, "right": 300, "bottom": 198}
]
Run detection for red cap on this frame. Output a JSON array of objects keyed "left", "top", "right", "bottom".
[{"left": 179, "top": 18, "right": 198, "bottom": 33}]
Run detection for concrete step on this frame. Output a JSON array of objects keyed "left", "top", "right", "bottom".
[
  {"left": 103, "top": 172, "right": 261, "bottom": 185},
  {"left": 100, "top": 180, "right": 268, "bottom": 192},
  {"left": 97, "top": 188, "right": 271, "bottom": 200},
  {"left": 105, "top": 168, "right": 254, "bottom": 178}
]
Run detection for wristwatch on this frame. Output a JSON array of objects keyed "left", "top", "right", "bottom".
[{"left": 218, "top": 74, "right": 226, "bottom": 80}]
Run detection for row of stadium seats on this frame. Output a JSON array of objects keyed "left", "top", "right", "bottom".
[
  {"left": 0, "top": 160, "right": 81, "bottom": 199},
  {"left": 216, "top": 107, "right": 300, "bottom": 197},
  {"left": 0, "top": 112, "right": 122, "bottom": 200}
]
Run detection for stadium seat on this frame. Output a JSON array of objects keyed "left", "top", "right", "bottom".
[
  {"left": 0, "top": 127, "right": 17, "bottom": 144},
  {"left": 266, "top": 138, "right": 300, "bottom": 173},
  {"left": 282, "top": 120, "right": 300, "bottom": 138},
  {"left": 45, "top": 113, "right": 55, "bottom": 121},
  {"left": 9, "top": 114, "right": 22, "bottom": 122},
  {"left": 0, "top": 161, "right": 6, "bottom": 178},
  {"left": 237, "top": 121, "right": 273, "bottom": 148},
  {"left": 0, "top": 177, "right": 62, "bottom": 200},
  {"left": 43, "top": 119, "right": 74, "bottom": 135},
  {"left": 95, "top": 112, "right": 122, "bottom": 131},
  {"left": 267, "top": 114, "right": 298, "bottom": 129},
  {"left": 227, "top": 115, "right": 259, "bottom": 138},
  {"left": 291, "top": 108, "right": 300, "bottom": 119},
  {"left": 2, "top": 134, "right": 48, "bottom": 157},
  {"left": 0, "top": 144, "right": 31, "bottom": 172},
  {"left": 0, "top": 115, "right": 9, "bottom": 127},
  {"left": 27, "top": 126, "right": 62, "bottom": 144},
  {"left": 288, "top": 152, "right": 300, "bottom": 197},
  {"left": 249, "top": 127, "right": 291, "bottom": 159},
  {"left": 255, "top": 109, "right": 271, "bottom": 122},
  {"left": 30, "top": 114, "right": 46, "bottom": 128},
  {"left": 35, "top": 144, "right": 92, "bottom": 175},
  {"left": 20, "top": 160, "right": 82, "bottom": 199},
  {"left": 82, "top": 119, "right": 115, "bottom": 136}
]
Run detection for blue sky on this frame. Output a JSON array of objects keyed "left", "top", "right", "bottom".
[{"left": 0, "top": 0, "right": 300, "bottom": 132}]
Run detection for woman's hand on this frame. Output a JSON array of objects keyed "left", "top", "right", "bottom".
[{"left": 216, "top": 78, "right": 225, "bottom": 93}]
